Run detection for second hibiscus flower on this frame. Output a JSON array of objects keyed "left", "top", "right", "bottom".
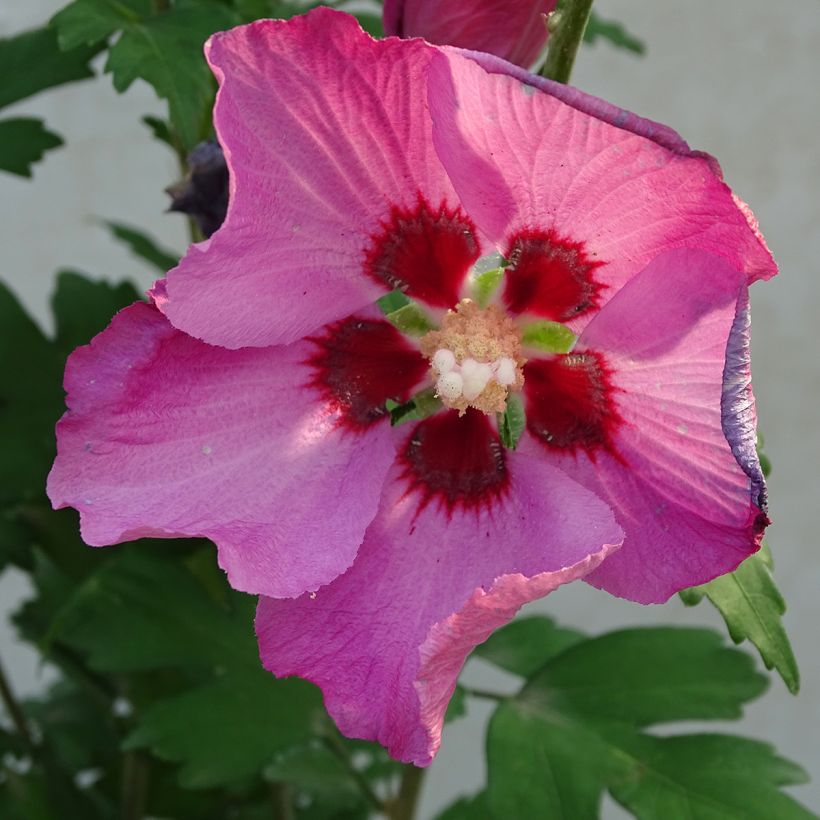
[{"left": 48, "top": 9, "right": 775, "bottom": 765}]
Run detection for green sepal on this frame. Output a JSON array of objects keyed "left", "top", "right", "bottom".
[
  {"left": 521, "top": 320, "right": 576, "bottom": 353},
  {"left": 472, "top": 267, "right": 505, "bottom": 308},
  {"left": 497, "top": 393, "right": 526, "bottom": 450},
  {"left": 386, "top": 388, "right": 441, "bottom": 427},
  {"left": 385, "top": 302, "right": 435, "bottom": 336},
  {"left": 377, "top": 289, "right": 411, "bottom": 314}
]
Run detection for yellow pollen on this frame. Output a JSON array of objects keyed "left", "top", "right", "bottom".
[{"left": 420, "top": 299, "right": 526, "bottom": 415}]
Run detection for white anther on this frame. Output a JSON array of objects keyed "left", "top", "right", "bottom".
[
  {"left": 432, "top": 348, "right": 456, "bottom": 374},
  {"left": 460, "top": 358, "right": 493, "bottom": 401},
  {"left": 494, "top": 357, "right": 517, "bottom": 386},
  {"left": 437, "top": 371, "right": 464, "bottom": 400}
]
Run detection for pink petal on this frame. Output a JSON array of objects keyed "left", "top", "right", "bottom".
[
  {"left": 528, "top": 248, "right": 767, "bottom": 603},
  {"left": 256, "top": 414, "right": 622, "bottom": 764},
  {"left": 426, "top": 50, "right": 776, "bottom": 328},
  {"left": 384, "top": 0, "right": 556, "bottom": 69},
  {"left": 47, "top": 303, "right": 427, "bottom": 598},
  {"left": 162, "top": 9, "right": 470, "bottom": 349}
]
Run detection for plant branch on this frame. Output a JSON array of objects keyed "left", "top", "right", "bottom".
[
  {"left": 542, "top": 0, "right": 595, "bottom": 84},
  {"left": 0, "top": 655, "right": 33, "bottom": 749},
  {"left": 121, "top": 750, "right": 149, "bottom": 820},
  {"left": 386, "top": 765, "right": 426, "bottom": 820},
  {"left": 321, "top": 734, "right": 385, "bottom": 813}
]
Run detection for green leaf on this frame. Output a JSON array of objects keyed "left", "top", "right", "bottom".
[
  {"left": 0, "top": 27, "right": 100, "bottom": 110},
  {"left": 682, "top": 544, "right": 800, "bottom": 694},
  {"left": 384, "top": 302, "right": 435, "bottom": 336},
  {"left": 521, "top": 319, "right": 576, "bottom": 353},
  {"left": 0, "top": 118, "right": 63, "bottom": 177},
  {"left": 475, "top": 615, "right": 585, "bottom": 677},
  {"left": 126, "top": 673, "right": 322, "bottom": 788},
  {"left": 100, "top": 220, "right": 180, "bottom": 272},
  {"left": 52, "top": 269, "right": 140, "bottom": 352},
  {"left": 519, "top": 627, "right": 766, "bottom": 726},
  {"left": 51, "top": 0, "right": 152, "bottom": 49},
  {"left": 608, "top": 732, "right": 815, "bottom": 820},
  {"left": 583, "top": 11, "right": 646, "bottom": 55},
  {"left": 141, "top": 114, "right": 173, "bottom": 148},
  {"left": 104, "top": 2, "right": 239, "bottom": 150},
  {"left": 497, "top": 394, "right": 526, "bottom": 450},
  {"left": 234, "top": 0, "right": 305, "bottom": 21},
  {"left": 486, "top": 627, "right": 806, "bottom": 819}
]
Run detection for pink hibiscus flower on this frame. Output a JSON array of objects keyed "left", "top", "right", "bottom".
[
  {"left": 383, "top": 0, "right": 557, "bottom": 68},
  {"left": 48, "top": 10, "right": 775, "bottom": 765}
]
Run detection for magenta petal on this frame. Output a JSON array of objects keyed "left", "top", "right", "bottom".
[
  {"left": 162, "top": 9, "right": 460, "bottom": 348},
  {"left": 256, "top": 438, "right": 622, "bottom": 764},
  {"left": 539, "top": 248, "right": 767, "bottom": 603},
  {"left": 47, "top": 303, "right": 401, "bottom": 599},
  {"left": 384, "top": 0, "right": 556, "bottom": 69},
  {"left": 426, "top": 50, "right": 776, "bottom": 326}
]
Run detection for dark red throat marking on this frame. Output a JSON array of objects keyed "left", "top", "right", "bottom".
[
  {"left": 504, "top": 228, "right": 604, "bottom": 321},
  {"left": 401, "top": 410, "right": 509, "bottom": 515},
  {"left": 365, "top": 196, "right": 480, "bottom": 308},
  {"left": 308, "top": 316, "right": 428, "bottom": 431},
  {"left": 524, "top": 351, "right": 620, "bottom": 456}
]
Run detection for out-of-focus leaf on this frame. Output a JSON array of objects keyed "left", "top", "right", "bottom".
[
  {"left": 475, "top": 615, "right": 585, "bottom": 677},
  {"left": 0, "top": 26, "right": 100, "bottom": 110},
  {"left": 52, "top": 270, "right": 141, "bottom": 353},
  {"left": 0, "top": 118, "right": 63, "bottom": 177},
  {"left": 100, "top": 221, "right": 180, "bottom": 272},
  {"left": 354, "top": 14, "right": 384, "bottom": 39},
  {"left": 0, "top": 281, "right": 63, "bottom": 504},
  {"left": 436, "top": 792, "right": 491, "bottom": 819},
  {"left": 682, "top": 543, "right": 800, "bottom": 694},
  {"left": 583, "top": 12, "right": 646, "bottom": 55},
  {"left": 125, "top": 673, "right": 322, "bottom": 788},
  {"left": 51, "top": 549, "right": 255, "bottom": 673}
]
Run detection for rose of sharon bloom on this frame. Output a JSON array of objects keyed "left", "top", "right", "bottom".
[
  {"left": 48, "top": 10, "right": 776, "bottom": 765},
  {"left": 384, "top": 0, "right": 556, "bottom": 68}
]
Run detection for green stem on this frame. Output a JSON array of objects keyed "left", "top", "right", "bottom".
[
  {"left": 322, "top": 735, "right": 385, "bottom": 813},
  {"left": 386, "top": 765, "right": 426, "bottom": 820},
  {"left": 121, "top": 751, "right": 149, "bottom": 820},
  {"left": 542, "top": 0, "right": 595, "bottom": 84},
  {"left": 270, "top": 781, "right": 295, "bottom": 820},
  {"left": 0, "top": 656, "right": 33, "bottom": 749}
]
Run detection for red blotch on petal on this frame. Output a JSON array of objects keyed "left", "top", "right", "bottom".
[
  {"left": 400, "top": 410, "right": 509, "bottom": 514},
  {"left": 365, "top": 197, "right": 480, "bottom": 308},
  {"left": 309, "top": 316, "right": 428, "bottom": 431},
  {"left": 524, "top": 351, "right": 620, "bottom": 456},
  {"left": 504, "top": 228, "right": 604, "bottom": 320}
]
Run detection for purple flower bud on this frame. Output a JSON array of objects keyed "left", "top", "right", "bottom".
[{"left": 166, "top": 141, "right": 228, "bottom": 238}]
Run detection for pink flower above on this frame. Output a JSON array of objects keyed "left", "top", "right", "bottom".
[
  {"left": 383, "top": 0, "right": 557, "bottom": 69},
  {"left": 48, "top": 10, "right": 775, "bottom": 765}
]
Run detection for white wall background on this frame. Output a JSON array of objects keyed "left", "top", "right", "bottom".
[{"left": 1, "top": 0, "right": 818, "bottom": 816}]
